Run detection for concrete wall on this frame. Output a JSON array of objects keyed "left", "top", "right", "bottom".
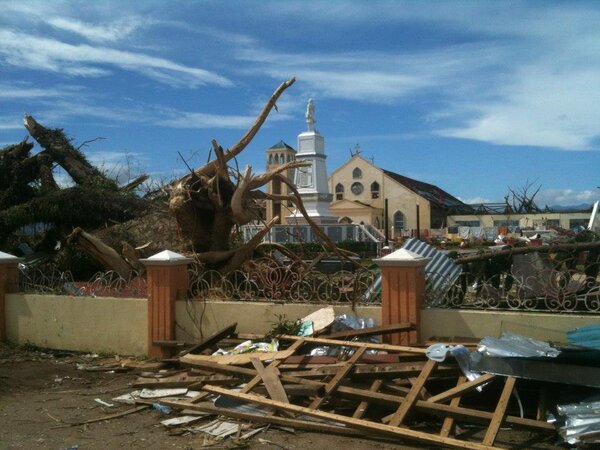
[
  {"left": 175, "top": 300, "right": 382, "bottom": 341},
  {"left": 5, "top": 292, "right": 596, "bottom": 355},
  {"left": 5, "top": 294, "right": 147, "bottom": 355},
  {"left": 421, "top": 308, "right": 598, "bottom": 343}
]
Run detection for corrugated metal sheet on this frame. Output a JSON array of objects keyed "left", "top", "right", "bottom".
[
  {"left": 362, "top": 238, "right": 463, "bottom": 304},
  {"left": 402, "top": 238, "right": 462, "bottom": 303}
]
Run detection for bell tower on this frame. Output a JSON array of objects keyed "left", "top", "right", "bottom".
[{"left": 265, "top": 140, "right": 296, "bottom": 224}]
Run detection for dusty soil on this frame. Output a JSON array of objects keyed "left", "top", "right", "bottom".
[{"left": 0, "top": 344, "right": 562, "bottom": 450}]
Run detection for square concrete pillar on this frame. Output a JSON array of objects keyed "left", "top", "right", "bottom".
[
  {"left": 141, "top": 250, "right": 192, "bottom": 358},
  {"left": 375, "top": 248, "right": 430, "bottom": 345},
  {"left": 0, "top": 252, "right": 22, "bottom": 340}
]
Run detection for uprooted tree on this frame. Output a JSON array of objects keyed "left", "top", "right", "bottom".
[
  {"left": 1, "top": 77, "right": 355, "bottom": 278},
  {"left": 0, "top": 115, "right": 149, "bottom": 256},
  {"left": 169, "top": 77, "right": 356, "bottom": 273}
]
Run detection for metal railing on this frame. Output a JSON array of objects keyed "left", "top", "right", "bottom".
[
  {"left": 425, "top": 252, "right": 600, "bottom": 313},
  {"left": 19, "top": 266, "right": 147, "bottom": 298},
  {"left": 187, "top": 257, "right": 377, "bottom": 304}
]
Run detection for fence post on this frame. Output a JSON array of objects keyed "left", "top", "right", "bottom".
[
  {"left": 140, "top": 250, "right": 192, "bottom": 358},
  {"left": 375, "top": 248, "right": 430, "bottom": 345},
  {"left": 0, "top": 252, "right": 21, "bottom": 341}
]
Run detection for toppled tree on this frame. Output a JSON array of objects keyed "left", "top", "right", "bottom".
[
  {"left": 170, "top": 77, "right": 356, "bottom": 273},
  {"left": 0, "top": 116, "right": 149, "bottom": 261}
]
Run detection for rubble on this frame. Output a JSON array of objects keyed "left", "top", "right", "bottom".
[{"left": 68, "top": 323, "right": 573, "bottom": 449}]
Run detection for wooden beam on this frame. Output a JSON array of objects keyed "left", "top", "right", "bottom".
[
  {"left": 179, "top": 347, "right": 296, "bottom": 366},
  {"left": 309, "top": 347, "right": 367, "bottom": 410},
  {"left": 483, "top": 376, "right": 516, "bottom": 446},
  {"left": 322, "top": 323, "right": 415, "bottom": 340},
  {"left": 158, "top": 399, "right": 363, "bottom": 437},
  {"left": 203, "top": 385, "right": 504, "bottom": 450},
  {"left": 279, "top": 335, "right": 427, "bottom": 354},
  {"left": 241, "top": 339, "right": 304, "bottom": 394},
  {"left": 353, "top": 379, "right": 383, "bottom": 419},
  {"left": 250, "top": 357, "right": 289, "bottom": 404},
  {"left": 178, "top": 322, "right": 238, "bottom": 356},
  {"left": 427, "top": 374, "right": 496, "bottom": 403},
  {"left": 440, "top": 376, "right": 467, "bottom": 438},
  {"left": 388, "top": 359, "right": 436, "bottom": 427}
]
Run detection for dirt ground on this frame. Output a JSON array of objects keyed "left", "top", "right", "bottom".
[{"left": 0, "top": 344, "right": 562, "bottom": 450}]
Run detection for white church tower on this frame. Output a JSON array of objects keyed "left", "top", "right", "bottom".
[{"left": 288, "top": 99, "right": 337, "bottom": 224}]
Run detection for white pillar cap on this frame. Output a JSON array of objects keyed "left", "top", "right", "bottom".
[
  {"left": 375, "top": 248, "right": 430, "bottom": 267},
  {"left": 0, "top": 251, "right": 23, "bottom": 264},
  {"left": 140, "top": 250, "right": 193, "bottom": 266}
]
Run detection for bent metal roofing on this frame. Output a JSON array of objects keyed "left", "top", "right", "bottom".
[{"left": 382, "top": 169, "right": 471, "bottom": 211}]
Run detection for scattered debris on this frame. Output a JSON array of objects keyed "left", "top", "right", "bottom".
[{"left": 33, "top": 322, "right": 600, "bottom": 448}]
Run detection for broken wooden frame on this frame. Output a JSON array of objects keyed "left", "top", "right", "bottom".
[{"left": 152, "top": 333, "right": 554, "bottom": 450}]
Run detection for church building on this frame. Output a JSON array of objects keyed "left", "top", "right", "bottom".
[
  {"left": 328, "top": 154, "right": 470, "bottom": 237},
  {"left": 264, "top": 99, "right": 470, "bottom": 238}
]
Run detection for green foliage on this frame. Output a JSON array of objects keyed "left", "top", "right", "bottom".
[{"left": 265, "top": 314, "right": 301, "bottom": 339}]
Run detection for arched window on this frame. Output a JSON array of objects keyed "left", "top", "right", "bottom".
[
  {"left": 352, "top": 167, "right": 362, "bottom": 179},
  {"left": 287, "top": 154, "right": 291, "bottom": 162},
  {"left": 393, "top": 211, "right": 405, "bottom": 234},
  {"left": 335, "top": 183, "right": 344, "bottom": 201},
  {"left": 371, "top": 181, "right": 380, "bottom": 199},
  {"left": 274, "top": 154, "right": 279, "bottom": 164},
  {"left": 268, "top": 154, "right": 273, "bottom": 165},
  {"left": 280, "top": 154, "right": 284, "bottom": 164}
]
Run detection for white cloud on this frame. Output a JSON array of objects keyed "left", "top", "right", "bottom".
[
  {"left": 236, "top": 4, "right": 600, "bottom": 151},
  {"left": 46, "top": 16, "right": 144, "bottom": 43},
  {"left": 0, "top": 117, "right": 23, "bottom": 130},
  {"left": 536, "top": 189, "right": 600, "bottom": 207},
  {"left": 158, "top": 111, "right": 255, "bottom": 129},
  {"left": 0, "top": 83, "right": 81, "bottom": 100},
  {"left": 459, "top": 196, "right": 492, "bottom": 205},
  {"left": 0, "top": 29, "right": 232, "bottom": 87}
]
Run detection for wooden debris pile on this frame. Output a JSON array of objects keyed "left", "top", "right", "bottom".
[{"left": 123, "top": 323, "right": 558, "bottom": 450}]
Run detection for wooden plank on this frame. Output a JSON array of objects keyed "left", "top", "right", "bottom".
[
  {"left": 179, "top": 347, "right": 296, "bottom": 366},
  {"left": 388, "top": 359, "right": 437, "bottom": 427},
  {"left": 427, "top": 374, "right": 496, "bottom": 403},
  {"left": 440, "top": 376, "right": 467, "bottom": 438},
  {"left": 358, "top": 385, "right": 551, "bottom": 431},
  {"left": 322, "top": 323, "right": 415, "bottom": 340},
  {"left": 241, "top": 339, "right": 304, "bottom": 394},
  {"left": 158, "top": 399, "right": 363, "bottom": 437},
  {"left": 279, "top": 335, "right": 427, "bottom": 354},
  {"left": 203, "top": 385, "right": 504, "bottom": 450},
  {"left": 352, "top": 379, "right": 383, "bottom": 419},
  {"left": 133, "top": 373, "right": 236, "bottom": 388},
  {"left": 309, "top": 347, "right": 367, "bottom": 410},
  {"left": 250, "top": 357, "right": 289, "bottom": 404},
  {"left": 178, "top": 322, "right": 238, "bottom": 356},
  {"left": 283, "top": 362, "right": 456, "bottom": 378},
  {"left": 483, "top": 376, "right": 516, "bottom": 446}
]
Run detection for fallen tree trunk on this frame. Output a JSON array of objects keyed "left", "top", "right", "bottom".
[
  {"left": 67, "top": 228, "right": 134, "bottom": 279},
  {"left": 23, "top": 115, "right": 114, "bottom": 188},
  {"left": 456, "top": 241, "right": 600, "bottom": 264}
]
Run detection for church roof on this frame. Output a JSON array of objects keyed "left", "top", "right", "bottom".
[
  {"left": 268, "top": 140, "right": 295, "bottom": 151},
  {"left": 382, "top": 169, "right": 472, "bottom": 212}
]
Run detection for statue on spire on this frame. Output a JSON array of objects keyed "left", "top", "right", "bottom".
[{"left": 305, "top": 98, "right": 316, "bottom": 131}]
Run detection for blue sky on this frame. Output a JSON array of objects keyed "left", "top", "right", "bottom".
[{"left": 1, "top": 0, "right": 599, "bottom": 207}]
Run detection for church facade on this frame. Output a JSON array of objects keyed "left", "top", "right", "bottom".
[{"left": 328, "top": 154, "right": 470, "bottom": 237}]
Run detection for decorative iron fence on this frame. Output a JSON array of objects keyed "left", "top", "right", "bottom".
[
  {"left": 188, "top": 257, "right": 377, "bottom": 304},
  {"left": 19, "top": 266, "right": 147, "bottom": 298},
  {"left": 425, "top": 251, "right": 600, "bottom": 313}
]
